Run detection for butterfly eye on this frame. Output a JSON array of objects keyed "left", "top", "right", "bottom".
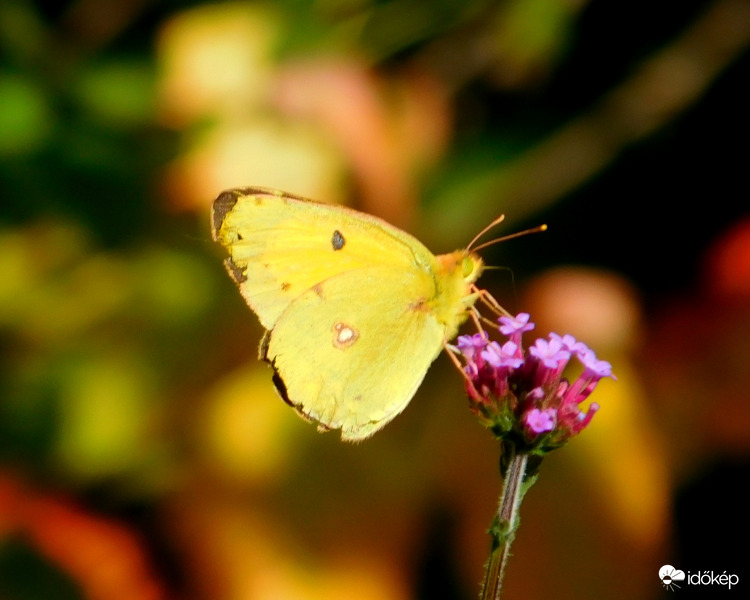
[{"left": 462, "top": 256, "right": 475, "bottom": 278}]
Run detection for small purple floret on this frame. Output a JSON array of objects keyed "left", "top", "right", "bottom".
[
  {"left": 481, "top": 341, "right": 523, "bottom": 369},
  {"left": 529, "top": 337, "right": 570, "bottom": 370},
  {"left": 549, "top": 332, "right": 587, "bottom": 354},
  {"left": 457, "top": 333, "right": 488, "bottom": 358},
  {"left": 498, "top": 313, "right": 535, "bottom": 336},
  {"left": 524, "top": 408, "right": 556, "bottom": 434}
]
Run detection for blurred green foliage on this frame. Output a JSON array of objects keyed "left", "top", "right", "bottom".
[{"left": 0, "top": 538, "right": 82, "bottom": 600}]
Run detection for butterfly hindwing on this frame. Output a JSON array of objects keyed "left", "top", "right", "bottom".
[{"left": 262, "top": 264, "right": 444, "bottom": 441}]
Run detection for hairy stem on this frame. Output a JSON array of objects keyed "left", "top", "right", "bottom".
[{"left": 481, "top": 449, "right": 528, "bottom": 600}]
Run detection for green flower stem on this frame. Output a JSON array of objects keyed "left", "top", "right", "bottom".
[{"left": 481, "top": 448, "right": 530, "bottom": 600}]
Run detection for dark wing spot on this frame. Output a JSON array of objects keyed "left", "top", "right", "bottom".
[
  {"left": 224, "top": 257, "right": 247, "bottom": 283},
  {"left": 211, "top": 190, "right": 240, "bottom": 236},
  {"left": 281, "top": 282, "right": 291, "bottom": 292},
  {"left": 331, "top": 229, "right": 346, "bottom": 251}
]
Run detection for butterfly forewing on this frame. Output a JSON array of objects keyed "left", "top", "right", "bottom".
[{"left": 212, "top": 188, "right": 437, "bottom": 329}]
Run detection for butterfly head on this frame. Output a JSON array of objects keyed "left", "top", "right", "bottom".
[
  {"left": 431, "top": 250, "right": 485, "bottom": 341},
  {"left": 435, "top": 250, "right": 484, "bottom": 285}
]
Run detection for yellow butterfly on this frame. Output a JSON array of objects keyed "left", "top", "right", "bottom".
[{"left": 211, "top": 187, "right": 494, "bottom": 441}]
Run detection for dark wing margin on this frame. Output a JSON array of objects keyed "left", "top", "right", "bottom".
[
  {"left": 211, "top": 189, "right": 240, "bottom": 237},
  {"left": 259, "top": 330, "right": 327, "bottom": 428}
]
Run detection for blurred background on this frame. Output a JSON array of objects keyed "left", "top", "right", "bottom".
[{"left": 1, "top": 0, "right": 749, "bottom": 598}]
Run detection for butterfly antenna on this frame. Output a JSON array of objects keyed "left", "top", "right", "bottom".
[
  {"left": 471, "top": 224, "right": 547, "bottom": 253},
  {"left": 467, "top": 215, "right": 506, "bottom": 251}
]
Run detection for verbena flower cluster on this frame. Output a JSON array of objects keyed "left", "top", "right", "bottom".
[{"left": 456, "top": 313, "right": 614, "bottom": 453}]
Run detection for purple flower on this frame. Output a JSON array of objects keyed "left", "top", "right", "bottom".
[
  {"left": 457, "top": 333, "right": 489, "bottom": 380},
  {"left": 558, "top": 400, "right": 600, "bottom": 436},
  {"left": 562, "top": 348, "right": 616, "bottom": 406},
  {"left": 549, "top": 332, "right": 587, "bottom": 355},
  {"left": 524, "top": 408, "right": 557, "bottom": 435},
  {"left": 498, "top": 313, "right": 535, "bottom": 337},
  {"left": 525, "top": 336, "right": 571, "bottom": 389},
  {"left": 529, "top": 337, "right": 570, "bottom": 370},
  {"left": 456, "top": 312, "right": 614, "bottom": 452},
  {"left": 457, "top": 333, "right": 489, "bottom": 359},
  {"left": 579, "top": 348, "right": 614, "bottom": 377},
  {"left": 481, "top": 341, "right": 523, "bottom": 369}
]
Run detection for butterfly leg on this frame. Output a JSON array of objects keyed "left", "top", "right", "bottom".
[
  {"left": 442, "top": 339, "right": 483, "bottom": 398},
  {"left": 472, "top": 285, "right": 512, "bottom": 318}
]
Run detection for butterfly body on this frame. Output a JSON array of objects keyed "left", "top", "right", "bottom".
[{"left": 212, "top": 187, "right": 483, "bottom": 441}]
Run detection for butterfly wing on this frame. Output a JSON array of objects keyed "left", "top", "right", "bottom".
[
  {"left": 261, "top": 264, "right": 445, "bottom": 441},
  {"left": 211, "top": 187, "right": 481, "bottom": 440},
  {"left": 212, "top": 187, "right": 437, "bottom": 329}
]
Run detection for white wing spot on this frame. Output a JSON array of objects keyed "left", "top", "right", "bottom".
[{"left": 332, "top": 322, "right": 359, "bottom": 349}]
